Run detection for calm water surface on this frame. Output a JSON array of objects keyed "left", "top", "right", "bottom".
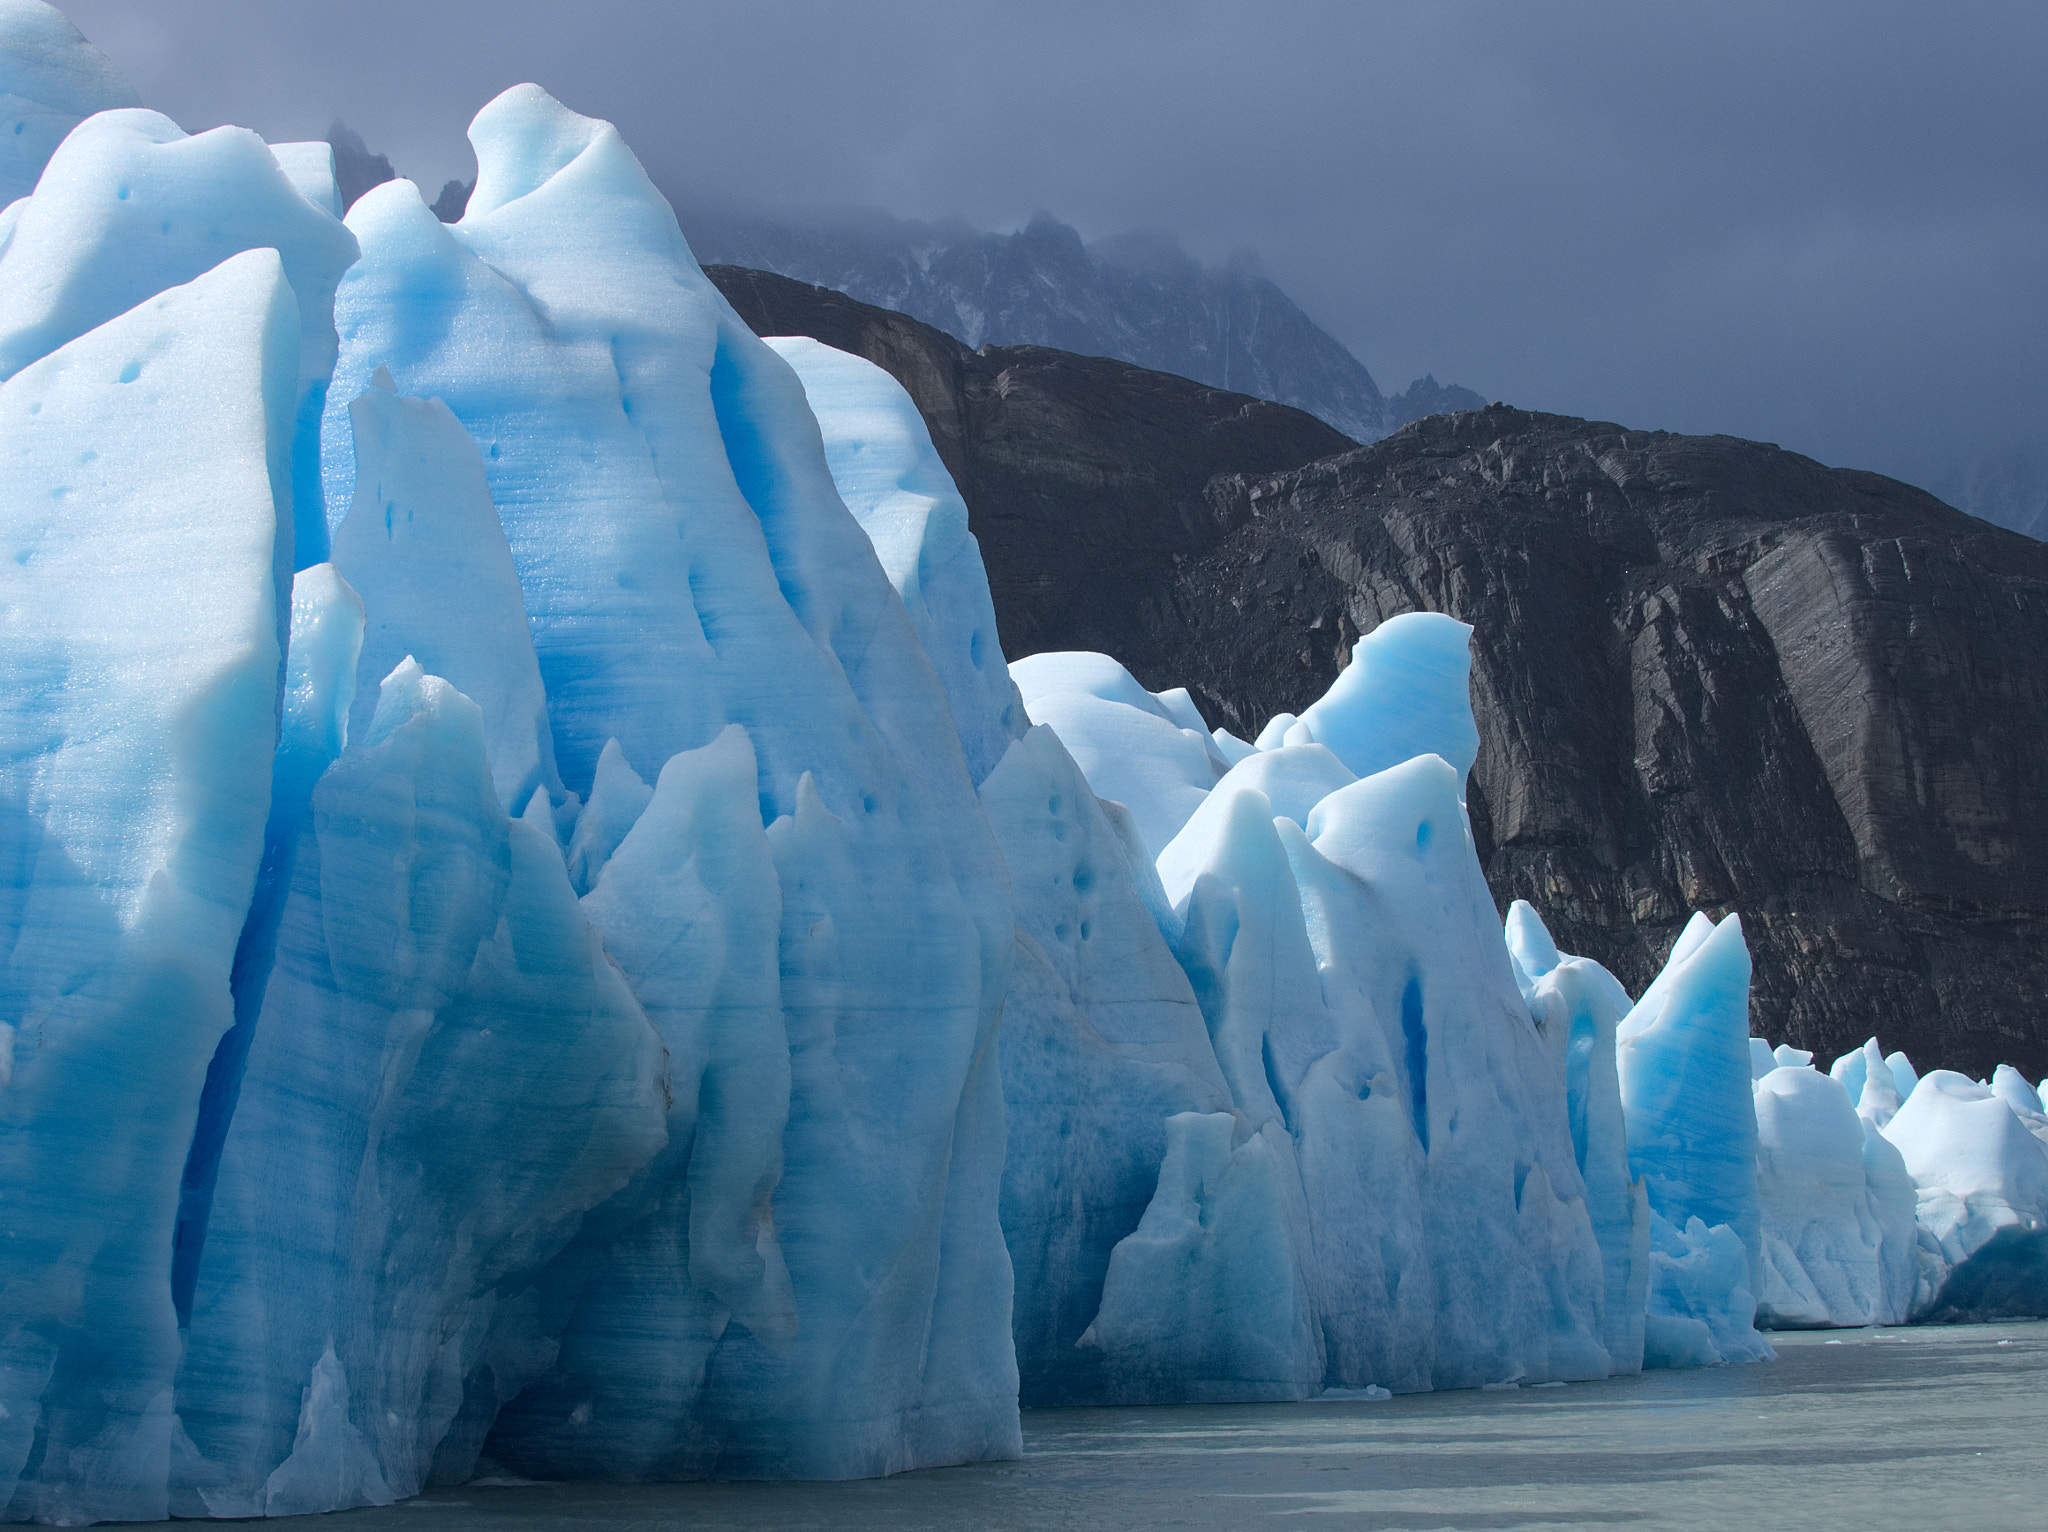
[{"left": 336, "top": 1320, "right": 2046, "bottom": 1531}]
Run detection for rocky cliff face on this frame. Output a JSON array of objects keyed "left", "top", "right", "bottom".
[
  {"left": 1185, "top": 414, "right": 2048, "bottom": 1080},
  {"left": 689, "top": 209, "right": 1480, "bottom": 441},
  {"left": 713, "top": 265, "right": 2048, "bottom": 1078},
  {"left": 706, "top": 264, "right": 1357, "bottom": 660}
]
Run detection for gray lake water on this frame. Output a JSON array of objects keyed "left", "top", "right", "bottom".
[{"left": 338, "top": 1321, "right": 2046, "bottom": 1531}]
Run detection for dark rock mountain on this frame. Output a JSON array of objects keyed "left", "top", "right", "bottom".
[
  {"left": 713, "top": 265, "right": 2048, "bottom": 1079},
  {"left": 430, "top": 178, "right": 473, "bottom": 223},
  {"left": 685, "top": 205, "right": 1480, "bottom": 442},
  {"left": 1168, "top": 414, "right": 2048, "bottom": 1082},
  {"left": 323, "top": 122, "right": 395, "bottom": 212},
  {"left": 706, "top": 263, "right": 1357, "bottom": 662}
]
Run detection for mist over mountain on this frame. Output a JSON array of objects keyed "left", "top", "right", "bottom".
[
  {"left": 678, "top": 202, "right": 1481, "bottom": 444},
  {"left": 342, "top": 127, "right": 2041, "bottom": 544}
]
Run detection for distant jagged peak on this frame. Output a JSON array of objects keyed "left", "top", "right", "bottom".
[
  {"left": 671, "top": 197, "right": 1492, "bottom": 444},
  {"left": 323, "top": 120, "right": 395, "bottom": 212}
]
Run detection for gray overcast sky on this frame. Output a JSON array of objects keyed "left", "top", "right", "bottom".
[{"left": 56, "top": 1, "right": 2048, "bottom": 512}]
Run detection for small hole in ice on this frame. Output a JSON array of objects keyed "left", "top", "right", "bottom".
[
  {"left": 11, "top": 123, "right": 22, "bottom": 135},
  {"left": 1079, "top": 921, "right": 1091, "bottom": 940},
  {"left": 862, "top": 793, "right": 877, "bottom": 815},
  {"left": 1415, "top": 819, "right": 1433, "bottom": 851},
  {"left": 118, "top": 360, "right": 140, "bottom": 383},
  {"left": 115, "top": 185, "right": 129, "bottom": 200},
  {"left": 488, "top": 442, "right": 500, "bottom": 458},
  {"left": 1047, "top": 795, "right": 1062, "bottom": 815},
  {"left": 1055, "top": 922, "right": 1072, "bottom": 942},
  {"left": 1071, "top": 865, "right": 1093, "bottom": 893}
]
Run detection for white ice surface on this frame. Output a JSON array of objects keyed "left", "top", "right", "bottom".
[
  {"left": 0, "top": 107, "right": 356, "bottom": 566},
  {"left": 0, "top": 0, "right": 138, "bottom": 205}
]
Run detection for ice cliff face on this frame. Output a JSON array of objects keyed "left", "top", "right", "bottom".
[{"left": 0, "top": 4, "right": 2042, "bottom": 1522}]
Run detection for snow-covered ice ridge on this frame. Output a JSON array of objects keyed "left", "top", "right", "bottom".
[{"left": 0, "top": 4, "right": 2043, "bottom": 1520}]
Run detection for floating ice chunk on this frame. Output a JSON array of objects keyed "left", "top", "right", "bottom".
[
  {"left": 331, "top": 376, "right": 562, "bottom": 815},
  {"left": 1293, "top": 612, "right": 1481, "bottom": 783},
  {"left": 0, "top": 108, "right": 357, "bottom": 565},
  {"left": 1774, "top": 1044, "right": 1813, "bottom": 1070},
  {"left": 0, "top": 0, "right": 140, "bottom": 204},
  {"left": 1750, "top": 1037, "right": 1778, "bottom": 1080},
  {"left": 766, "top": 335, "right": 1024, "bottom": 783},
  {"left": 0, "top": 249, "right": 295, "bottom": 1525},
  {"left": 1886, "top": 1050, "right": 1919, "bottom": 1102}
]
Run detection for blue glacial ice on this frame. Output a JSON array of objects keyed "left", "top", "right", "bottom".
[
  {"left": 0, "top": 6, "right": 2045, "bottom": 1517},
  {"left": 0, "top": 248, "right": 298, "bottom": 1525},
  {"left": 0, "top": 0, "right": 136, "bottom": 206}
]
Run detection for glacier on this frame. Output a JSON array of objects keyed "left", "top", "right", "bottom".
[{"left": 0, "top": 2, "right": 2043, "bottom": 1520}]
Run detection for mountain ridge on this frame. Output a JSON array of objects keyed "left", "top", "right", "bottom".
[
  {"left": 709, "top": 263, "right": 2048, "bottom": 1078},
  {"left": 683, "top": 204, "right": 1481, "bottom": 442}
]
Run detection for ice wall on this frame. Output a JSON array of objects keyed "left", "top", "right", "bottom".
[
  {"left": 1615, "top": 914, "right": 1774, "bottom": 1367},
  {"left": 0, "top": 55, "right": 1021, "bottom": 1514},
  {"left": 0, "top": 250, "right": 297, "bottom": 1525},
  {"left": 3, "top": 11, "right": 2046, "bottom": 1519},
  {"left": 315, "top": 85, "right": 1020, "bottom": 1484},
  {"left": 764, "top": 336, "right": 1025, "bottom": 784},
  {"left": 994, "top": 633, "right": 1619, "bottom": 1399}
]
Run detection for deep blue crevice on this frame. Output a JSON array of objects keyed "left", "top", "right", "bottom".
[
  {"left": 170, "top": 722, "right": 336, "bottom": 1325},
  {"left": 1261, "top": 1032, "right": 1292, "bottom": 1133},
  {"left": 1400, "top": 973, "right": 1429, "bottom": 1152}
]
